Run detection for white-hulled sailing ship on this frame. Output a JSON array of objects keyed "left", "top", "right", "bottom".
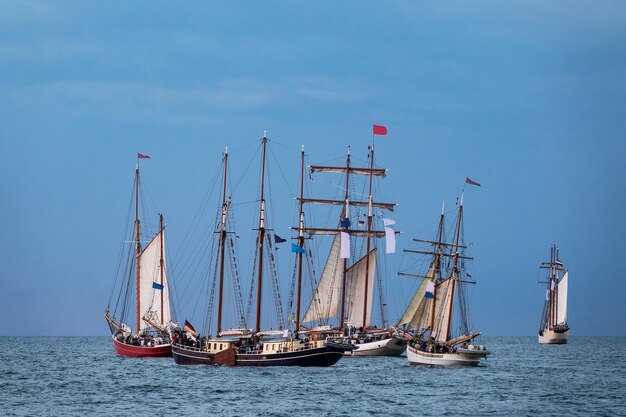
[
  {"left": 538, "top": 243, "right": 569, "bottom": 344},
  {"left": 400, "top": 188, "right": 489, "bottom": 366},
  {"left": 171, "top": 135, "right": 355, "bottom": 366},
  {"left": 298, "top": 142, "right": 405, "bottom": 357},
  {"left": 105, "top": 156, "right": 176, "bottom": 357}
]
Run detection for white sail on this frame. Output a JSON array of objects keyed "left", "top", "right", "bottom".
[
  {"left": 431, "top": 277, "right": 454, "bottom": 343},
  {"left": 397, "top": 264, "right": 435, "bottom": 328},
  {"left": 302, "top": 234, "right": 343, "bottom": 323},
  {"left": 138, "top": 229, "right": 171, "bottom": 331},
  {"left": 557, "top": 271, "right": 568, "bottom": 325},
  {"left": 345, "top": 249, "right": 377, "bottom": 328}
]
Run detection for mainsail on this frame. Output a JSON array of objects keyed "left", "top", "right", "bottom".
[
  {"left": 345, "top": 248, "right": 377, "bottom": 328},
  {"left": 431, "top": 277, "right": 454, "bottom": 343},
  {"left": 398, "top": 264, "right": 434, "bottom": 329},
  {"left": 302, "top": 233, "right": 343, "bottom": 324},
  {"left": 138, "top": 229, "right": 171, "bottom": 331},
  {"left": 557, "top": 271, "right": 568, "bottom": 325}
]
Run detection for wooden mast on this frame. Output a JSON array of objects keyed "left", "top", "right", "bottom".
[
  {"left": 428, "top": 202, "right": 445, "bottom": 334},
  {"left": 447, "top": 193, "right": 464, "bottom": 342},
  {"left": 135, "top": 164, "right": 141, "bottom": 333},
  {"left": 362, "top": 143, "right": 375, "bottom": 328},
  {"left": 295, "top": 145, "right": 305, "bottom": 334},
  {"left": 255, "top": 133, "right": 268, "bottom": 333},
  {"left": 340, "top": 146, "right": 351, "bottom": 330},
  {"left": 159, "top": 213, "right": 164, "bottom": 325},
  {"left": 217, "top": 148, "right": 229, "bottom": 335}
]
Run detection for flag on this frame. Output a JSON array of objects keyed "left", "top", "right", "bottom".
[
  {"left": 358, "top": 219, "right": 365, "bottom": 226},
  {"left": 340, "top": 232, "right": 350, "bottom": 258},
  {"left": 373, "top": 124, "right": 388, "bottom": 135},
  {"left": 383, "top": 218, "right": 395, "bottom": 226},
  {"left": 274, "top": 234, "right": 287, "bottom": 244},
  {"left": 340, "top": 219, "right": 351, "bottom": 228},
  {"left": 291, "top": 243, "right": 305, "bottom": 253},
  {"left": 465, "top": 177, "right": 481, "bottom": 187},
  {"left": 555, "top": 259, "right": 564, "bottom": 266},
  {"left": 184, "top": 320, "right": 197, "bottom": 334},
  {"left": 466, "top": 273, "right": 472, "bottom": 278},
  {"left": 137, "top": 153, "right": 151, "bottom": 159},
  {"left": 425, "top": 281, "right": 435, "bottom": 299},
  {"left": 152, "top": 282, "right": 164, "bottom": 290},
  {"left": 385, "top": 227, "right": 396, "bottom": 254}
]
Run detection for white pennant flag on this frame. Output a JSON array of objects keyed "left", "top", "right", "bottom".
[
  {"left": 340, "top": 232, "right": 350, "bottom": 259},
  {"left": 383, "top": 218, "right": 395, "bottom": 226},
  {"left": 384, "top": 227, "right": 396, "bottom": 254}
]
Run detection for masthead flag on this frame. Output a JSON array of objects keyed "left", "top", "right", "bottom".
[
  {"left": 465, "top": 177, "right": 481, "bottom": 187},
  {"left": 137, "top": 153, "right": 151, "bottom": 159},
  {"left": 184, "top": 320, "right": 197, "bottom": 334},
  {"left": 274, "top": 234, "right": 287, "bottom": 244},
  {"left": 373, "top": 124, "right": 388, "bottom": 135}
]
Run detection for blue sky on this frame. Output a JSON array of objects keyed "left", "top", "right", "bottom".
[{"left": 1, "top": 1, "right": 625, "bottom": 336}]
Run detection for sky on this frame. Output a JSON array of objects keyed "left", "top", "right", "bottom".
[{"left": 1, "top": 1, "right": 625, "bottom": 336}]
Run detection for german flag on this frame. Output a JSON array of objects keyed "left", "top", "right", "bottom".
[{"left": 184, "top": 320, "right": 197, "bottom": 335}]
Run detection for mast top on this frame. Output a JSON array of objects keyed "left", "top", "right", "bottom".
[
  {"left": 301, "top": 144, "right": 304, "bottom": 152},
  {"left": 348, "top": 145, "right": 351, "bottom": 156},
  {"left": 263, "top": 130, "right": 267, "bottom": 139},
  {"left": 441, "top": 200, "right": 445, "bottom": 215},
  {"left": 225, "top": 146, "right": 228, "bottom": 155}
]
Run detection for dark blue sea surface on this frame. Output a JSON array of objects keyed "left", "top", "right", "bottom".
[{"left": 0, "top": 336, "right": 624, "bottom": 416}]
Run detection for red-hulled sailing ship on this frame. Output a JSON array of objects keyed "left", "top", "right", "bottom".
[
  {"left": 105, "top": 154, "right": 175, "bottom": 357},
  {"left": 171, "top": 134, "right": 355, "bottom": 366}
]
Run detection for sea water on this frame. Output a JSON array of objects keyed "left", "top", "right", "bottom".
[{"left": 0, "top": 336, "right": 624, "bottom": 416}]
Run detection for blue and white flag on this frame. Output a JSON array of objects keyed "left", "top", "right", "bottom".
[
  {"left": 425, "top": 281, "right": 435, "bottom": 299},
  {"left": 152, "top": 282, "right": 164, "bottom": 291}
]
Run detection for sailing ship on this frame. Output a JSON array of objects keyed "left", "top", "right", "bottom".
[
  {"left": 538, "top": 243, "right": 569, "bottom": 344},
  {"left": 298, "top": 142, "right": 405, "bottom": 357},
  {"left": 171, "top": 135, "right": 355, "bottom": 366},
  {"left": 400, "top": 191, "right": 489, "bottom": 366},
  {"left": 104, "top": 156, "right": 175, "bottom": 357}
]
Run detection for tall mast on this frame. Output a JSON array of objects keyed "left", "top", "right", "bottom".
[
  {"left": 429, "top": 202, "right": 445, "bottom": 333},
  {"left": 295, "top": 145, "right": 305, "bottom": 334},
  {"left": 447, "top": 193, "right": 464, "bottom": 341},
  {"left": 255, "top": 133, "right": 268, "bottom": 333},
  {"left": 134, "top": 164, "right": 141, "bottom": 333},
  {"left": 159, "top": 213, "right": 164, "bottom": 325},
  {"left": 362, "top": 143, "right": 375, "bottom": 327},
  {"left": 217, "top": 148, "right": 229, "bottom": 335},
  {"left": 340, "top": 146, "right": 351, "bottom": 330}
]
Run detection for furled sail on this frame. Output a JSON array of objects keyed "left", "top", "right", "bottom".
[
  {"left": 557, "top": 272, "right": 568, "bottom": 325},
  {"left": 138, "top": 229, "right": 171, "bottom": 331},
  {"left": 302, "top": 234, "right": 343, "bottom": 324},
  {"left": 397, "top": 264, "right": 435, "bottom": 329},
  {"left": 345, "top": 249, "right": 377, "bottom": 328}
]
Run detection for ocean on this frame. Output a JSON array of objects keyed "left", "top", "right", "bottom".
[{"left": 1, "top": 336, "right": 624, "bottom": 416}]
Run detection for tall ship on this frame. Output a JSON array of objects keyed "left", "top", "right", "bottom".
[
  {"left": 104, "top": 155, "right": 176, "bottom": 357},
  {"left": 538, "top": 243, "right": 569, "bottom": 344},
  {"left": 399, "top": 185, "right": 489, "bottom": 366},
  {"left": 171, "top": 134, "right": 355, "bottom": 366},
  {"left": 298, "top": 137, "right": 404, "bottom": 356}
]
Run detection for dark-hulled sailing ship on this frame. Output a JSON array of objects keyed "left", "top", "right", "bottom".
[{"left": 172, "top": 134, "right": 354, "bottom": 366}]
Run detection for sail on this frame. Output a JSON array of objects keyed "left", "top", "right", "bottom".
[
  {"left": 345, "top": 248, "right": 377, "bottom": 328},
  {"left": 431, "top": 277, "right": 454, "bottom": 343},
  {"left": 302, "top": 234, "right": 343, "bottom": 324},
  {"left": 138, "top": 229, "right": 171, "bottom": 331},
  {"left": 397, "top": 264, "right": 435, "bottom": 328},
  {"left": 557, "top": 271, "right": 568, "bottom": 325}
]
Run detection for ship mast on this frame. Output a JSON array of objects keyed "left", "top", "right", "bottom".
[
  {"left": 362, "top": 143, "right": 375, "bottom": 327},
  {"left": 428, "top": 202, "right": 445, "bottom": 333},
  {"left": 135, "top": 164, "right": 141, "bottom": 333},
  {"left": 159, "top": 213, "right": 164, "bottom": 325},
  {"left": 295, "top": 145, "right": 305, "bottom": 334},
  {"left": 340, "top": 146, "right": 351, "bottom": 330},
  {"left": 217, "top": 148, "right": 229, "bottom": 335},
  {"left": 255, "top": 133, "right": 268, "bottom": 333},
  {"left": 446, "top": 193, "right": 464, "bottom": 342}
]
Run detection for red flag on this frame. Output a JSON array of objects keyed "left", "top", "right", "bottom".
[
  {"left": 137, "top": 153, "right": 151, "bottom": 159},
  {"left": 465, "top": 177, "right": 481, "bottom": 187},
  {"left": 373, "top": 124, "right": 387, "bottom": 135}
]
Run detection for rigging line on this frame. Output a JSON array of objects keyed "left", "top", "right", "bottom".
[
  {"left": 268, "top": 144, "right": 296, "bottom": 198},
  {"left": 229, "top": 139, "right": 261, "bottom": 154},
  {"left": 310, "top": 155, "right": 345, "bottom": 166},
  {"left": 270, "top": 139, "right": 302, "bottom": 153},
  {"left": 230, "top": 142, "right": 262, "bottom": 196}
]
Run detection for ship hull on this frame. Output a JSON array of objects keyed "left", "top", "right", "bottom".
[
  {"left": 407, "top": 345, "right": 489, "bottom": 366},
  {"left": 346, "top": 336, "right": 405, "bottom": 357},
  {"left": 538, "top": 329, "right": 569, "bottom": 344},
  {"left": 112, "top": 336, "right": 171, "bottom": 357},
  {"left": 172, "top": 342, "right": 350, "bottom": 367}
]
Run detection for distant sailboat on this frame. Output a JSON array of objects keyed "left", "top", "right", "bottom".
[
  {"left": 105, "top": 156, "right": 175, "bottom": 357},
  {"left": 401, "top": 191, "right": 490, "bottom": 366},
  {"left": 538, "top": 243, "right": 569, "bottom": 344}
]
